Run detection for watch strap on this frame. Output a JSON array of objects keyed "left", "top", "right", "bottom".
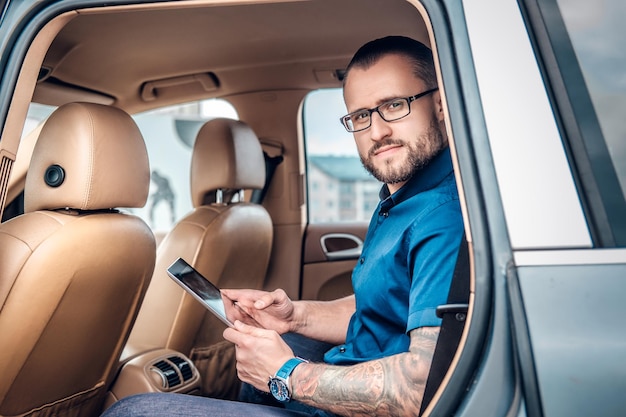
[{"left": 275, "top": 357, "right": 307, "bottom": 380}]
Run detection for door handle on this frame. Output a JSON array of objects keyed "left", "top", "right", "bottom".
[{"left": 320, "top": 233, "right": 363, "bottom": 261}]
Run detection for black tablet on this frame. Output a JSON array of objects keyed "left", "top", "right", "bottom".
[{"left": 167, "top": 257, "right": 234, "bottom": 327}]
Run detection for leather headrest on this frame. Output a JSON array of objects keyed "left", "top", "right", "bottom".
[
  {"left": 190, "top": 118, "right": 265, "bottom": 207},
  {"left": 24, "top": 102, "right": 150, "bottom": 212}
]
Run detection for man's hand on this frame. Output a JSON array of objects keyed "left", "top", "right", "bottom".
[
  {"left": 221, "top": 294, "right": 262, "bottom": 327},
  {"left": 223, "top": 320, "right": 295, "bottom": 391},
  {"left": 221, "top": 288, "right": 297, "bottom": 334}
]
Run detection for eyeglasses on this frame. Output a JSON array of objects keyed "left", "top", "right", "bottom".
[{"left": 340, "top": 87, "right": 439, "bottom": 133}]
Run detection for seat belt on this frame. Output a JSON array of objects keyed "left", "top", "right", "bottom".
[
  {"left": 419, "top": 233, "right": 470, "bottom": 415},
  {"left": 251, "top": 151, "right": 283, "bottom": 204}
]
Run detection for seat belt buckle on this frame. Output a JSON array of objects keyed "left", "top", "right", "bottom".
[{"left": 436, "top": 303, "right": 469, "bottom": 320}]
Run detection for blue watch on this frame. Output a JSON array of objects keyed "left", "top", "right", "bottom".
[{"left": 268, "top": 357, "right": 308, "bottom": 402}]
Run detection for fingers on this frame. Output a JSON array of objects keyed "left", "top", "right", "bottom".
[
  {"left": 223, "top": 301, "right": 257, "bottom": 326},
  {"left": 223, "top": 320, "right": 268, "bottom": 345},
  {"left": 223, "top": 288, "right": 289, "bottom": 311},
  {"left": 221, "top": 288, "right": 262, "bottom": 305},
  {"left": 234, "top": 319, "right": 263, "bottom": 335},
  {"left": 222, "top": 288, "right": 271, "bottom": 309},
  {"left": 253, "top": 292, "right": 276, "bottom": 309}
]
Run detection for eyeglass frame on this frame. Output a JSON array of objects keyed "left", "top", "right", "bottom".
[{"left": 339, "top": 87, "right": 439, "bottom": 133}]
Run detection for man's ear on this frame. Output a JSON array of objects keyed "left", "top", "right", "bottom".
[{"left": 434, "top": 90, "right": 445, "bottom": 122}]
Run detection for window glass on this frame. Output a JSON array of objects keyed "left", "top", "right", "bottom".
[
  {"left": 132, "top": 99, "right": 238, "bottom": 232},
  {"left": 540, "top": 0, "right": 626, "bottom": 245},
  {"left": 556, "top": 0, "right": 626, "bottom": 196},
  {"left": 23, "top": 103, "right": 55, "bottom": 134},
  {"left": 303, "top": 89, "right": 381, "bottom": 223}
]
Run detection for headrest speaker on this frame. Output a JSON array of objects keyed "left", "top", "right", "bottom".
[{"left": 44, "top": 164, "right": 65, "bottom": 187}]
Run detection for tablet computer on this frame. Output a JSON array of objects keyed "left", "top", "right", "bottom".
[{"left": 167, "top": 257, "right": 234, "bottom": 327}]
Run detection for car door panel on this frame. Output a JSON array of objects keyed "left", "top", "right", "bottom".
[
  {"left": 301, "top": 223, "right": 366, "bottom": 300},
  {"left": 513, "top": 252, "right": 626, "bottom": 417}
]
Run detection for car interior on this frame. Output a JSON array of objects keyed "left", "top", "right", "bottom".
[{"left": 0, "top": 1, "right": 474, "bottom": 416}]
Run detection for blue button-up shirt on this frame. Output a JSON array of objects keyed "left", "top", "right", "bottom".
[{"left": 324, "top": 147, "right": 463, "bottom": 365}]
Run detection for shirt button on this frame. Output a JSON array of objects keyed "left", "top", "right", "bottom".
[
  {"left": 339, "top": 347, "right": 346, "bottom": 353},
  {"left": 360, "top": 257, "right": 364, "bottom": 264}
]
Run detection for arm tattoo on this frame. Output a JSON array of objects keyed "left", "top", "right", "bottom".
[{"left": 292, "top": 326, "right": 440, "bottom": 416}]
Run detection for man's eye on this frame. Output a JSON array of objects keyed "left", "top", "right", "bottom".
[
  {"left": 385, "top": 99, "right": 406, "bottom": 111},
  {"left": 353, "top": 111, "right": 370, "bottom": 122}
]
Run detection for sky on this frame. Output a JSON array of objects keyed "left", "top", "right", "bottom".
[{"left": 302, "top": 88, "right": 357, "bottom": 156}]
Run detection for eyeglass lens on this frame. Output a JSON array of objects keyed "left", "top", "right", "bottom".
[{"left": 344, "top": 98, "right": 410, "bottom": 132}]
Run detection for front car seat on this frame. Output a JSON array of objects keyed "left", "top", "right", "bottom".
[
  {"left": 0, "top": 102, "right": 156, "bottom": 417},
  {"left": 124, "top": 117, "right": 273, "bottom": 368}
]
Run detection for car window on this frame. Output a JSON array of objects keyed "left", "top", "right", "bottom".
[
  {"left": 132, "top": 99, "right": 238, "bottom": 232},
  {"left": 303, "top": 89, "right": 381, "bottom": 223},
  {"left": 23, "top": 103, "right": 55, "bottom": 133},
  {"left": 557, "top": 0, "right": 626, "bottom": 193},
  {"left": 536, "top": 0, "right": 626, "bottom": 246}
]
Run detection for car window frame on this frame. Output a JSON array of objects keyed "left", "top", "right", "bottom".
[{"left": 520, "top": 0, "right": 626, "bottom": 247}]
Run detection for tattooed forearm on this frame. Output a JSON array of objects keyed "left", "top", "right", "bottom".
[{"left": 292, "top": 326, "right": 440, "bottom": 417}]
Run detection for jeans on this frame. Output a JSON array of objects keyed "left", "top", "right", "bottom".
[
  {"left": 100, "top": 394, "right": 312, "bottom": 417},
  {"left": 101, "top": 334, "right": 337, "bottom": 417}
]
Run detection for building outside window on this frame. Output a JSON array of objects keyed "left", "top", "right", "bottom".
[{"left": 304, "top": 89, "right": 382, "bottom": 223}]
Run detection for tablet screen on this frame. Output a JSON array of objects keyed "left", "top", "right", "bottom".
[{"left": 167, "top": 258, "right": 234, "bottom": 327}]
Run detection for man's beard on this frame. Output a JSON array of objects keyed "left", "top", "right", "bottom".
[{"left": 360, "top": 120, "right": 446, "bottom": 184}]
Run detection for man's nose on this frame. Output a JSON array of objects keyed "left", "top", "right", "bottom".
[{"left": 369, "top": 111, "right": 392, "bottom": 141}]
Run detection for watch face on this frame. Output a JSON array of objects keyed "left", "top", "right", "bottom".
[{"left": 269, "top": 378, "right": 290, "bottom": 402}]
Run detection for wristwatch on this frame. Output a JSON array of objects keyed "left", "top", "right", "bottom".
[{"left": 268, "top": 357, "right": 308, "bottom": 402}]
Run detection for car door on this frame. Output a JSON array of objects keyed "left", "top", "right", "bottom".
[
  {"left": 449, "top": 0, "right": 626, "bottom": 416},
  {"left": 503, "top": 1, "right": 626, "bottom": 416}
]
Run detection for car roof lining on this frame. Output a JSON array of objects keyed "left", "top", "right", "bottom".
[{"left": 32, "top": 0, "right": 430, "bottom": 113}]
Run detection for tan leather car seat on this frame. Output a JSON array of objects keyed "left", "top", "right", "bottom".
[
  {"left": 124, "top": 118, "right": 273, "bottom": 359},
  {"left": 0, "top": 102, "right": 156, "bottom": 417}
]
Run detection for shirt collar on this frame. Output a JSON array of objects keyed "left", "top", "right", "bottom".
[{"left": 378, "top": 147, "right": 454, "bottom": 213}]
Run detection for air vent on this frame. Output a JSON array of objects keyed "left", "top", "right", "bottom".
[
  {"left": 168, "top": 355, "right": 194, "bottom": 381},
  {"left": 152, "top": 360, "right": 181, "bottom": 388}
]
